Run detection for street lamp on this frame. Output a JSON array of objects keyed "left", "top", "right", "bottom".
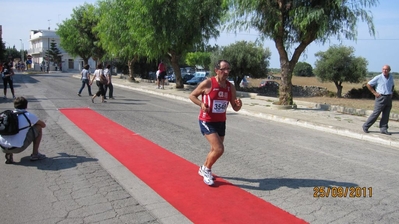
[{"left": 20, "top": 39, "right": 24, "bottom": 70}]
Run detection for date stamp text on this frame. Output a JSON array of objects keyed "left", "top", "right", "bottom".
[{"left": 313, "top": 186, "right": 372, "bottom": 198}]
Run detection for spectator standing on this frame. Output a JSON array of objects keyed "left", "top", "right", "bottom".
[
  {"left": 41, "top": 61, "right": 45, "bottom": 72},
  {"left": 77, "top": 64, "right": 93, "bottom": 96},
  {"left": 103, "top": 64, "right": 114, "bottom": 99},
  {"left": 0, "top": 97, "right": 47, "bottom": 164},
  {"left": 157, "top": 61, "right": 167, "bottom": 89},
  {"left": 363, "top": 65, "right": 395, "bottom": 135},
  {"left": 2, "top": 62, "right": 16, "bottom": 99},
  {"left": 189, "top": 60, "right": 242, "bottom": 186}
]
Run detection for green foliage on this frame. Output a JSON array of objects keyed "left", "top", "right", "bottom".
[
  {"left": 210, "top": 40, "right": 271, "bottom": 88},
  {"left": 314, "top": 45, "right": 368, "bottom": 97},
  {"left": 293, "top": 62, "right": 314, "bottom": 77},
  {"left": 96, "top": 0, "right": 140, "bottom": 61},
  {"left": 185, "top": 52, "right": 211, "bottom": 70},
  {"left": 45, "top": 40, "right": 62, "bottom": 65},
  {"left": 124, "top": 0, "right": 228, "bottom": 87},
  {"left": 57, "top": 3, "right": 105, "bottom": 64},
  {"left": 226, "top": 0, "right": 378, "bottom": 104},
  {"left": 1, "top": 46, "right": 20, "bottom": 62}
]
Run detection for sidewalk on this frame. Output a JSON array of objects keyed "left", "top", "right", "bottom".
[{"left": 84, "top": 74, "right": 399, "bottom": 149}]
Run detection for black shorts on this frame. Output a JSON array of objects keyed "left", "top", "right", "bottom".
[
  {"left": 158, "top": 71, "right": 167, "bottom": 80},
  {"left": 199, "top": 120, "right": 226, "bottom": 136}
]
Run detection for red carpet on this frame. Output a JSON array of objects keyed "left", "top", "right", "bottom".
[{"left": 60, "top": 108, "right": 307, "bottom": 224}]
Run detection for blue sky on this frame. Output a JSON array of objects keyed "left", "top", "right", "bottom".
[{"left": 2, "top": 0, "right": 398, "bottom": 72}]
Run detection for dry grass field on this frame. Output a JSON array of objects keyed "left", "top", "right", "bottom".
[{"left": 248, "top": 76, "right": 399, "bottom": 114}]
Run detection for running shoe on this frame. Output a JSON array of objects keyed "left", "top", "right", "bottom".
[
  {"left": 198, "top": 165, "right": 214, "bottom": 179},
  {"left": 198, "top": 166, "right": 214, "bottom": 185}
]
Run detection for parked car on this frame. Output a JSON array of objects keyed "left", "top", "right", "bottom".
[
  {"left": 228, "top": 77, "right": 249, "bottom": 88},
  {"left": 192, "top": 71, "right": 210, "bottom": 78},
  {"left": 142, "top": 71, "right": 157, "bottom": 81},
  {"left": 259, "top": 80, "right": 279, "bottom": 87},
  {"left": 183, "top": 74, "right": 195, "bottom": 84},
  {"left": 186, "top": 76, "right": 207, "bottom": 85},
  {"left": 168, "top": 73, "right": 176, "bottom": 82}
]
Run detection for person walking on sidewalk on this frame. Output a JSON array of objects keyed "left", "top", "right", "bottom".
[
  {"left": 103, "top": 64, "right": 114, "bottom": 99},
  {"left": 90, "top": 64, "right": 107, "bottom": 103},
  {"left": 77, "top": 64, "right": 93, "bottom": 97},
  {"left": 363, "top": 64, "right": 395, "bottom": 135},
  {"left": 0, "top": 97, "right": 47, "bottom": 164},
  {"left": 189, "top": 59, "right": 242, "bottom": 186}
]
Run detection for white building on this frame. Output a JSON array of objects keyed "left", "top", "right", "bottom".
[{"left": 28, "top": 29, "right": 95, "bottom": 72}]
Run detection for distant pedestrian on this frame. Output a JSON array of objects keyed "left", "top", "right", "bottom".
[
  {"left": 189, "top": 59, "right": 242, "bottom": 186},
  {"left": 78, "top": 64, "right": 93, "bottom": 97},
  {"left": 41, "top": 61, "right": 45, "bottom": 72},
  {"left": 157, "top": 61, "right": 167, "bottom": 89},
  {"left": 0, "top": 97, "right": 47, "bottom": 164},
  {"left": 363, "top": 65, "right": 395, "bottom": 135},
  {"left": 1, "top": 62, "right": 16, "bottom": 99},
  {"left": 90, "top": 64, "right": 106, "bottom": 103},
  {"left": 103, "top": 64, "right": 114, "bottom": 99}
]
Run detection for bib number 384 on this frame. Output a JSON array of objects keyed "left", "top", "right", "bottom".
[{"left": 212, "top": 100, "right": 228, "bottom": 113}]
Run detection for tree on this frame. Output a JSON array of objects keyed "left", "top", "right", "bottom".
[
  {"left": 127, "top": 0, "right": 228, "bottom": 88},
  {"left": 185, "top": 52, "right": 211, "bottom": 70},
  {"left": 96, "top": 0, "right": 142, "bottom": 81},
  {"left": 293, "top": 62, "right": 313, "bottom": 77},
  {"left": 211, "top": 41, "right": 271, "bottom": 88},
  {"left": 227, "top": 0, "right": 377, "bottom": 105},
  {"left": 314, "top": 45, "right": 367, "bottom": 98},
  {"left": 57, "top": 3, "right": 105, "bottom": 66},
  {"left": 45, "top": 40, "right": 62, "bottom": 67},
  {"left": 3, "top": 46, "right": 20, "bottom": 61}
]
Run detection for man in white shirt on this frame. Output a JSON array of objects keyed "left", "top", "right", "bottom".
[
  {"left": 0, "top": 97, "right": 47, "bottom": 164},
  {"left": 363, "top": 65, "right": 395, "bottom": 135}
]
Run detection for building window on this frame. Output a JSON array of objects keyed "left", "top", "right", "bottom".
[{"left": 68, "top": 59, "right": 74, "bottom": 69}]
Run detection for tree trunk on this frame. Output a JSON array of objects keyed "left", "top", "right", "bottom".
[
  {"left": 82, "top": 58, "right": 89, "bottom": 66},
  {"left": 279, "top": 62, "right": 294, "bottom": 105},
  {"left": 128, "top": 56, "right": 137, "bottom": 82},
  {"left": 169, "top": 53, "right": 183, "bottom": 88},
  {"left": 335, "top": 82, "right": 343, "bottom": 98}
]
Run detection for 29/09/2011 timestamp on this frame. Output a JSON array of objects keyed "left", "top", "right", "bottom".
[{"left": 313, "top": 186, "right": 372, "bottom": 198}]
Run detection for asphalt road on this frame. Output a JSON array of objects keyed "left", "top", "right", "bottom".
[{"left": 1, "top": 72, "right": 398, "bottom": 224}]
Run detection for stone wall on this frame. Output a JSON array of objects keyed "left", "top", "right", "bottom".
[{"left": 249, "top": 85, "right": 328, "bottom": 97}]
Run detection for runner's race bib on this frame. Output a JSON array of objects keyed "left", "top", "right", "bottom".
[{"left": 212, "top": 100, "right": 228, "bottom": 113}]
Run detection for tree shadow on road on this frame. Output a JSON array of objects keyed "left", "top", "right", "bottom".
[
  {"left": 12, "top": 152, "right": 98, "bottom": 171},
  {"left": 219, "top": 176, "right": 357, "bottom": 191}
]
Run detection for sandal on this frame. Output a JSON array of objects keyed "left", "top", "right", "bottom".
[{"left": 5, "top": 153, "right": 14, "bottom": 164}]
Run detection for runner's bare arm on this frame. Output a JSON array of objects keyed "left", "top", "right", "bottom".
[
  {"left": 229, "top": 85, "right": 242, "bottom": 112},
  {"left": 189, "top": 79, "right": 211, "bottom": 112}
]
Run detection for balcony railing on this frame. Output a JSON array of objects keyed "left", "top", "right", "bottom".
[{"left": 28, "top": 47, "right": 50, "bottom": 55}]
